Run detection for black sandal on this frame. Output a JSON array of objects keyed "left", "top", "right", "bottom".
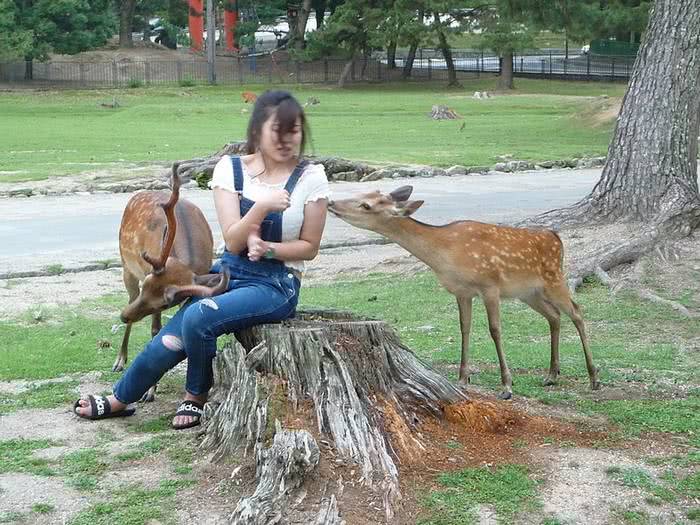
[
  {"left": 173, "top": 400, "right": 204, "bottom": 430},
  {"left": 73, "top": 395, "right": 136, "bottom": 420}
]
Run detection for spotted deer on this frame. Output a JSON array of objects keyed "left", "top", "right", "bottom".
[
  {"left": 241, "top": 91, "right": 257, "bottom": 103},
  {"left": 328, "top": 186, "right": 600, "bottom": 399},
  {"left": 116, "top": 164, "right": 229, "bottom": 401}
]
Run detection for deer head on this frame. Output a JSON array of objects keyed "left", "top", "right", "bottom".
[
  {"left": 120, "top": 165, "right": 229, "bottom": 324},
  {"left": 327, "top": 185, "right": 424, "bottom": 233}
]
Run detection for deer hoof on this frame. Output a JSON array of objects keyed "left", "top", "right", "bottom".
[
  {"left": 112, "top": 361, "right": 125, "bottom": 373},
  {"left": 498, "top": 390, "right": 513, "bottom": 400},
  {"left": 141, "top": 390, "right": 156, "bottom": 403},
  {"left": 457, "top": 376, "right": 471, "bottom": 387},
  {"left": 590, "top": 380, "right": 602, "bottom": 391}
]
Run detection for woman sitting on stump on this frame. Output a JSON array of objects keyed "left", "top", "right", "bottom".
[{"left": 75, "top": 90, "right": 330, "bottom": 429}]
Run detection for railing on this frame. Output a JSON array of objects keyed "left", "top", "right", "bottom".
[{"left": 0, "top": 50, "right": 634, "bottom": 88}]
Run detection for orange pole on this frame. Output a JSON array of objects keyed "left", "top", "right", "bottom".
[
  {"left": 188, "top": 0, "right": 204, "bottom": 52},
  {"left": 224, "top": 1, "right": 238, "bottom": 52}
]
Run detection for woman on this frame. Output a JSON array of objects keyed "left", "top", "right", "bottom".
[{"left": 75, "top": 90, "right": 330, "bottom": 429}]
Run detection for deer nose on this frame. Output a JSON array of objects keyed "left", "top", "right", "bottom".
[
  {"left": 119, "top": 313, "right": 129, "bottom": 324},
  {"left": 327, "top": 199, "right": 335, "bottom": 207}
]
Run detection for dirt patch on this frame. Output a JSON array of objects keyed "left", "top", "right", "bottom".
[{"left": 576, "top": 95, "right": 622, "bottom": 127}]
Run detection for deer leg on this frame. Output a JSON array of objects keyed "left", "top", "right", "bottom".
[
  {"left": 114, "top": 270, "right": 140, "bottom": 372},
  {"left": 522, "top": 295, "right": 561, "bottom": 386},
  {"left": 482, "top": 291, "right": 513, "bottom": 400},
  {"left": 546, "top": 284, "right": 600, "bottom": 391},
  {"left": 456, "top": 295, "right": 473, "bottom": 386}
]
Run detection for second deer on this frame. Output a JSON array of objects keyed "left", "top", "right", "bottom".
[
  {"left": 328, "top": 186, "right": 600, "bottom": 399},
  {"left": 116, "top": 164, "right": 229, "bottom": 401}
]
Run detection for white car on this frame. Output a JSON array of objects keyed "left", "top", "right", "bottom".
[{"left": 581, "top": 44, "right": 590, "bottom": 55}]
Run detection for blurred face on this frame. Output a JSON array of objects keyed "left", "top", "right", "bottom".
[{"left": 258, "top": 111, "right": 303, "bottom": 163}]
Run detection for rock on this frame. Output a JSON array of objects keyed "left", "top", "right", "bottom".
[
  {"left": 506, "top": 160, "right": 534, "bottom": 172},
  {"left": 360, "top": 170, "right": 387, "bottom": 182},
  {"left": 538, "top": 160, "right": 555, "bottom": 169},
  {"left": 486, "top": 170, "right": 509, "bottom": 176},
  {"left": 493, "top": 162, "right": 510, "bottom": 172},
  {"left": 466, "top": 166, "right": 490, "bottom": 174},
  {"left": 446, "top": 165, "right": 468, "bottom": 176}
]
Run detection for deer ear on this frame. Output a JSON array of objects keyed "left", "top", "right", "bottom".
[
  {"left": 400, "top": 200, "right": 424, "bottom": 216},
  {"left": 389, "top": 185, "right": 413, "bottom": 202},
  {"left": 193, "top": 273, "right": 224, "bottom": 287}
]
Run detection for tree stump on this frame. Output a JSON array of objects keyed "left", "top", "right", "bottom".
[
  {"left": 201, "top": 310, "right": 468, "bottom": 524},
  {"left": 429, "top": 105, "right": 461, "bottom": 120}
]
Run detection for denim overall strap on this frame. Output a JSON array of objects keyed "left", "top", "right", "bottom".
[
  {"left": 230, "top": 155, "right": 244, "bottom": 192},
  {"left": 283, "top": 160, "right": 308, "bottom": 195}
]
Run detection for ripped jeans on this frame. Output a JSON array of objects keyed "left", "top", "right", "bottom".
[{"left": 113, "top": 255, "right": 300, "bottom": 404}]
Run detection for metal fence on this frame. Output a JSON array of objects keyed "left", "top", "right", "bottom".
[{"left": 0, "top": 50, "right": 634, "bottom": 88}]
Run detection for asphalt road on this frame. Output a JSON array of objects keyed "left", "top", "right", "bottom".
[{"left": 0, "top": 168, "right": 602, "bottom": 276}]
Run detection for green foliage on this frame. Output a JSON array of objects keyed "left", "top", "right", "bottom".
[
  {"left": 420, "top": 465, "right": 538, "bottom": 523},
  {"left": 0, "top": 0, "right": 32, "bottom": 59},
  {"left": 15, "top": 0, "right": 116, "bottom": 61}
]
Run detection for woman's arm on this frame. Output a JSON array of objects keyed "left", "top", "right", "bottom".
[
  {"left": 247, "top": 199, "right": 328, "bottom": 262},
  {"left": 214, "top": 188, "right": 290, "bottom": 254}
]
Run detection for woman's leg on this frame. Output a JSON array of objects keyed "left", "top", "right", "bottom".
[
  {"left": 173, "top": 280, "right": 297, "bottom": 427},
  {"left": 75, "top": 303, "right": 190, "bottom": 418}
]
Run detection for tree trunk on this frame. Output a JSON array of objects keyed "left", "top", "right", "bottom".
[
  {"left": 293, "top": 0, "right": 313, "bottom": 49},
  {"left": 387, "top": 40, "right": 397, "bottom": 69},
  {"left": 24, "top": 58, "right": 32, "bottom": 81},
  {"left": 202, "top": 310, "right": 473, "bottom": 522},
  {"left": 119, "top": 0, "right": 137, "bottom": 48},
  {"left": 402, "top": 44, "right": 417, "bottom": 78},
  {"left": 337, "top": 56, "right": 354, "bottom": 88},
  {"left": 497, "top": 51, "right": 514, "bottom": 90},
  {"left": 519, "top": 0, "right": 700, "bottom": 287},
  {"left": 434, "top": 12, "right": 459, "bottom": 87},
  {"left": 313, "top": 0, "right": 326, "bottom": 28}
]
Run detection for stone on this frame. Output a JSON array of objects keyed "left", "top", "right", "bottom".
[{"left": 446, "top": 165, "right": 468, "bottom": 176}]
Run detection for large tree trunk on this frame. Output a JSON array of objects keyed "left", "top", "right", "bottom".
[
  {"left": 337, "top": 56, "right": 354, "bottom": 88},
  {"left": 520, "top": 0, "right": 700, "bottom": 287},
  {"left": 497, "top": 51, "right": 514, "bottom": 90},
  {"left": 291, "top": 0, "right": 313, "bottom": 49},
  {"left": 202, "top": 310, "right": 479, "bottom": 522},
  {"left": 313, "top": 0, "right": 326, "bottom": 28},
  {"left": 434, "top": 12, "right": 459, "bottom": 87},
  {"left": 402, "top": 10, "right": 423, "bottom": 79},
  {"left": 119, "top": 0, "right": 137, "bottom": 48}
]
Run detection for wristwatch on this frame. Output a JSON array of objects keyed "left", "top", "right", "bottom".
[{"left": 263, "top": 246, "right": 276, "bottom": 259}]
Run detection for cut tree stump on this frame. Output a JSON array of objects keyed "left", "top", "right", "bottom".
[
  {"left": 429, "top": 105, "right": 461, "bottom": 120},
  {"left": 201, "top": 309, "right": 469, "bottom": 523}
]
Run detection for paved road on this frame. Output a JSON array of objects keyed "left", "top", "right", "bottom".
[{"left": 0, "top": 168, "right": 602, "bottom": 276}]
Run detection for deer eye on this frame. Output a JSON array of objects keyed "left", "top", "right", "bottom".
[{"left": 360, "top": 202, "right": 371, "bottom": 210}]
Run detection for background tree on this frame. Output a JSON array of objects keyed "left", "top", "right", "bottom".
[
  {"left": 14, "top": 0, "right": 115, "bottom": 79},
  {"left": 522, "top": 0, "right": 700, "bottom": 286},
  {"left": 0, "top": 0, "right": 32, "bottom": 59}
]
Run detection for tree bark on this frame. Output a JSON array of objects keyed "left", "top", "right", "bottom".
[
  {"left": 387, "top": 40, "right": 397, "bottom": 69},
  {"left": 434, "top": 12, "right": 459, "bottom": 87},
  {"left": 402, "top": 10, "right": 423, "bottom": 79},
  {"left": 313, "top": 0, "right": 326, "bottom": 28},
  {"left": 119, "top": 0, "right": 137, "bottom": 48},
  {"left": 202, "top": 310, "right": 469, "bottom": 521},
  {"left": 292, "top": 0, "right": 313, "bottom": 49},
  {"left": 337, "top": 56, "right": 354, "bottom": 88},
  {"left": 519, "top": 0, "right": 700, "bottom": 286},
  {"left": 497, "top": 51, "right": 514, "bottom": 90}
]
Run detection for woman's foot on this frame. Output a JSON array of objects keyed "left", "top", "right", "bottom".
[
  {"left": 74, "top": 394, "right": 135, "bottom": 419},
  {"left": 172, "top": 393, "right": 207, "bottom": 430}
]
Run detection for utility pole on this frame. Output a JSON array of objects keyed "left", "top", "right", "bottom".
[{"left": 206, "top": 0, "right": 216, "bottom": 84}]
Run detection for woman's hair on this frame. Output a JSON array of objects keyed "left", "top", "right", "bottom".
[{"left": 246, "top": 90, "right": 309, "bottom": 156}]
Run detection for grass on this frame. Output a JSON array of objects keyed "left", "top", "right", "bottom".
[
  {"left": 0, "top": 79, "right": 625, "bottom": 183},
  {"left": 69, "top": 479, "right": 196, "bottom": 525},
  {"left": 0, "top": 380, "right": 80, "bottom": 414},
  {"left": 61, "top": 449, "right": 110, "bottom": 491},
  {"left": 0, "top": 439, "right": 57, "bottom": 476},
  {"left": 419, "top": 464, "right": 539, "bottom": 524}
]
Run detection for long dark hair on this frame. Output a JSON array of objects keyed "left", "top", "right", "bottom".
[{"left": 246, "top": 90, "right": 309, "bottom": 156}]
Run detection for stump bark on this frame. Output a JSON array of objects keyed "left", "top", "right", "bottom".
[
  {"left": 201, "top": 310, "right": 467, "bottom": 523},
  {"left": 429, "top": 105, "right": 461, "bottom": 120}
]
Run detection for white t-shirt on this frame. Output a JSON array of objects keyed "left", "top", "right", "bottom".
[{"left": 209, "top": 155, "right": 331, "bottom": 272}]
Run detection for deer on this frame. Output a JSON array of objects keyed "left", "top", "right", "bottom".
[
  {"left": 116, "top": 163, "right": 229, "bottom": 401},
  {"left": 328, "top": 186, "right": 600, "bottom": 400},
  {"left": 241, "top": 91, "right": 257, "bottom": 104}
]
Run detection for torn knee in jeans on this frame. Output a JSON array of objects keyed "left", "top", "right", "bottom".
[{"left": 162, "top": 334, "right": 184, "bottom": 352}]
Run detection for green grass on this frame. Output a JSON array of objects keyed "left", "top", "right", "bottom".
[
  {"left": 0, "top": 439, "right": 57, "bottom": 476},
  {"left": 31, "top": 503, "right": 55, "bottom": 514},
  {"left": 0, "top": 380, "right": 80, "bottom": 413},
  {"left": 605, "top": 467, "right": 677, "bottom": 503},
  {"left": 61, "top": 449, "right": 110, "bottom": 491},
  {"left": 69, "top": 479, "right": 196, "bottom": 525},
  {"left": 0, "top": 79, "right": 625, "bottom": 182},
  {"left": 419, "top": 465, "right": 538, "bottom": 524}
]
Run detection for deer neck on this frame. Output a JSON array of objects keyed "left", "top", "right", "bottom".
[{"left": 378, "top": 217, "right": 447, "bottom": 268}]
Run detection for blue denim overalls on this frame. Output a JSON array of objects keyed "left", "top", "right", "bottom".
[{"left": 113, "top": 156, "right": 305, "bottom": 403}]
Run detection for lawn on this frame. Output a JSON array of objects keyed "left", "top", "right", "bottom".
[
  {"left": 0, "top": 271, "right": 697, "bottom": 524},
  {"left": 0, "top": 79, "right": 625, "bottom": 183}
]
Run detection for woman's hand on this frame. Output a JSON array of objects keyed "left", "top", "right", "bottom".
[
  {"left": 247, "top": 227, "right": 270, "bottom": 261},
  {"left": 256, "top": 189, "right": 290, "bottom": 213}
]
